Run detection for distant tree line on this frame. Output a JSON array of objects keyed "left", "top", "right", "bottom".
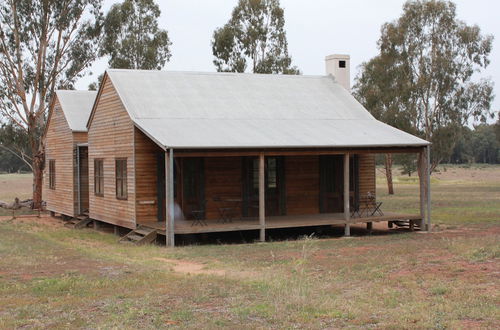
[
  {"left": 353, "top": 0, "right": 496, "bottom": 193},
  {"left": 0, "top": 0, "right": 299, "bottom": 205},
  {"left": 449, "top": 122, "right": 500, "bottom": 164},
  {"left": 380, "top": 118, "right": 500, "bottom": 178}
]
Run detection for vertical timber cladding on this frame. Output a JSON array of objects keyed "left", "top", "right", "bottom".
[
  {"left": 204, "top": 157, "right": 243, "bottom": 220},
  {"left": 358, "top": 154, "right": 376, "bottom": 198},
  {"left": 134, "top": 127, "right": 163, "bottom": 223},
  {"left": 44, "top": 96, "right": 76, "bottom": 217},
  {"left": 285, "top": 156, "right": 320, "bottom": 215},
  {"left": 88, "top": 75, "right": 136, "bottom": 229}
]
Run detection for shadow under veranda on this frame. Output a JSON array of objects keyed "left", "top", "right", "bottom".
[{"left": 170, "top": 222, "right": 417, "bottom": 246}]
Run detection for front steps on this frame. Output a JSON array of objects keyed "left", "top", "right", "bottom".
[
  {"left": 389, "top": 219, "right": 422, "bottom": 230},
  {"left": 63, "top": 214, "right": 92, "bottom": 229},
  {"left": 119, "top": 225, "right": 158, "bottom": 245}
]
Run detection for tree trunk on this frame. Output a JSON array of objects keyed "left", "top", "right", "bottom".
[
  {"left": 385, "top": 153, "right": 394, "bottom": 195},
  {"left": 28, "top": 120, "right": 45, "bottom": 210},
  {"left": 32, "top": 153, "right": 44, "bottom": 209}
]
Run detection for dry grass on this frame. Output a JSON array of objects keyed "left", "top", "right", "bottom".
[
  {"left": 0, "top": 173, "right": 34, "bottom": 216},
  {"left": 0, "top": 173, "right": 32, "bottom": 201},
  {"left": 0, "top": 166, "right": 499, "bottom": 328}
]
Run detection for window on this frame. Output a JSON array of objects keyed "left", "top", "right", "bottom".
[
  {"left": 339, "top": 60, "right": 346, "bottom": 68},
  {"left": 48, "top": 160, "right": 56, "bottom": 190},
  {"left": 251, "top": 157, "right": 278, "bottom": 189},
  {"left": 267, "top": 158, "right": 277, "bottom": 188},
  {"left": 252, "top": 158, "right": 259, "bottom": 189},
  {"left": 115, "top": 158, "right": 127, "bottom": 200},
  {"left": 94, "top": 159, "right": 104, "bottom": 196}
]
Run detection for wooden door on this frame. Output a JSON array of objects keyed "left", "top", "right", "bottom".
[
  {"left": 78, "top": 146, "right": 89, "bottom": 214},
  {"left": 157, "top": 154, "right": 182, "bottom": 222},
  {"left": 242, "top": 157, "right": 285, "bottom": 217},
  {"left": 319, "top": 155, "right": 359, "bottom": 213},
  {"left": 182, "top": 158, "right": 205, "bottom": 220}
]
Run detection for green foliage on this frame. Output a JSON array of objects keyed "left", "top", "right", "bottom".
[
  {"left": 0, "top": 0, "right": 104, "bottom": 205},
  {"left": 101, "top": 0, "right": 171, "bottom": 70},
  {"left": 0, "top": 0, "right": 103, "bottom": 111},
  {"left": 0, "top": 123, "right": 31, "bottom": 173},
  {"left": 395, "top": 154, "right": 417, "bottom": 176},
  {"left": 469, "top": 124, "right": 499, "bottom": 164},
  {"left": 450, "top": 124, "right": 499, "bottom": 164},
  {"left": 494, "top": 114, "right": 500, "bottom": 144},
  {"left": 212, "top": 0, "right": 299, "bottom": 74},
  {"left": 353, "top": 0, "right": 494, "bottom": 170}
]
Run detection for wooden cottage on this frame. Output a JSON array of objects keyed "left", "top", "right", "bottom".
[
  {"left": 44, "top": 90, "right": 97, "bottom": 218},
  {"left": 86, "top": 58, "right": 431, "bottom": 246}
]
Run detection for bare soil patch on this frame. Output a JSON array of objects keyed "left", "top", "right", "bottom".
[
  {"left": 0, "top": 213, "right": 64, "bottom": 228},
  {"left": 153, "top": 257, "right": 259, "bottom": 279},
  {"left": 433, "top": 165, "right": 500, "bottom": 183}
]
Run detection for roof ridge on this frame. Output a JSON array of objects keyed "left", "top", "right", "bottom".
[{"left": 107, "top": 69, "right": 330, "bottom": 79}]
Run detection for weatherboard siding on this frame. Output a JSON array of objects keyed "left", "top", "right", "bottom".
[
  {"left": 134, "top": 127, "right": 163, "bottom": 222},
  {"left": 44, "top": 96, "right": 76, "bottom": 217},
  {"left": 358, "top": 154, "right": 376, "bottom": 198},
  {"left": 88, "top": 76, "right": 136, "bottom": 229}
]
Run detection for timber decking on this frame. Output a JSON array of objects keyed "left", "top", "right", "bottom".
[{"left": 139, "top": 212, "right": 422, "bottom": 235}]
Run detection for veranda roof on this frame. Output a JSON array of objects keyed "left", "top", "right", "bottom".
[{"left": 103, "top": 69, "right": 429, "bottom": 149}]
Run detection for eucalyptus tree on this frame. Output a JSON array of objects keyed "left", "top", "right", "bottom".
[
  {"left": 0, "top": 0, "right": 103, "bottom": 207},
  {"left": 100, "top": 0, "right": 171, "bottom": 70},
  {"left": 354, "top": 0, "right": 494, "bottom": 175},
  {"left": 212, "top": 0, "right": 299, "bottom": 74}
]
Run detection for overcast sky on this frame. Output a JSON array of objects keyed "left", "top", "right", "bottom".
[{"left": 76, "top": 0, "right": 500, "bottom": 114}]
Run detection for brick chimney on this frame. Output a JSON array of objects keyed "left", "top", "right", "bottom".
[{"left": 325, "top": 54, "right": 350, "bottom": 92}]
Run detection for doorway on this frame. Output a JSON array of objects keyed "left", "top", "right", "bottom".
[
  {"left": 319, "top": 155, "right": 359, "bottom": 213},
  {"left": 157, "top": 154, "right": 194, "bottom": 222},
  {"left": 77, "top": 146, "right": 89, "bottom": 215},
  {"left": 242, "top": 156, "right": 286, "bottom": 217}
]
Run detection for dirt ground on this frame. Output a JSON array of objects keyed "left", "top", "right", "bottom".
[
  {"left": 0, "top": 212, "right": 496, "bottom": 279},
  {"left": 0, "top": 167, "right": 499, "bottom": 328},
  {"left": 433, "top": 165, "right": 500, "bottom": 183}
]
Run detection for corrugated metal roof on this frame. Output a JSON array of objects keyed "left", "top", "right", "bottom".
[
  {"left": 56, "top": 90, "right": 97, "bottom": 132},
  {"left": 106, "top": 69, "right": 429, "bottom": 149}
]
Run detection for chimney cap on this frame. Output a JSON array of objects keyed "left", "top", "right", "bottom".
[{"left": 325, "top": 54, "right": 350, "bottom": 60}]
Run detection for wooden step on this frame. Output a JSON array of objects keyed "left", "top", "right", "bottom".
[
  {"left": 119, "top": 225, "right": 158, "bottom": 245},
  {"left": 127, "top": 234, "right": 144, "bottom": 241},
  {"left": 64, "top": 216, "right": 91, "bottom": 229},
  {"left": 135, "top": 228, "right": 155, "bottom": 236}
]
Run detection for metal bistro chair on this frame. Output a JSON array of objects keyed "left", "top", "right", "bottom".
[
  {"left": 364, "top": 192, "right": 383, "bottom": 217},
  {"left": 351, "top": 192, "right": 383, "bottom": 218},
  {"left": 213, "top": 196, "right": 235, "bottom": 223},
  {"left": 350, "top": 198, "right": 362, "bottom": 218},
  {"left": 190, "top": 200, "right": 207, "bottom": 226}
]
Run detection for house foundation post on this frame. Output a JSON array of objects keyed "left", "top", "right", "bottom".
[
  {"left": 259, "top": 153, "right": 266, "bottom": 242},
  {"left": 166, "top": 148, "right": 175, "bottom": 247},
  {"left": 344, "top": 153, "right": 350, "bottom": 237},
  {"left": 426, "top": 145, "right": 431, "bottom": 232},
  {"left": 418, "top": 149, "right": 426, "bottom": 229},
  {"left": 366, "top": 222, "right": 373, "bottom": 234}
]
